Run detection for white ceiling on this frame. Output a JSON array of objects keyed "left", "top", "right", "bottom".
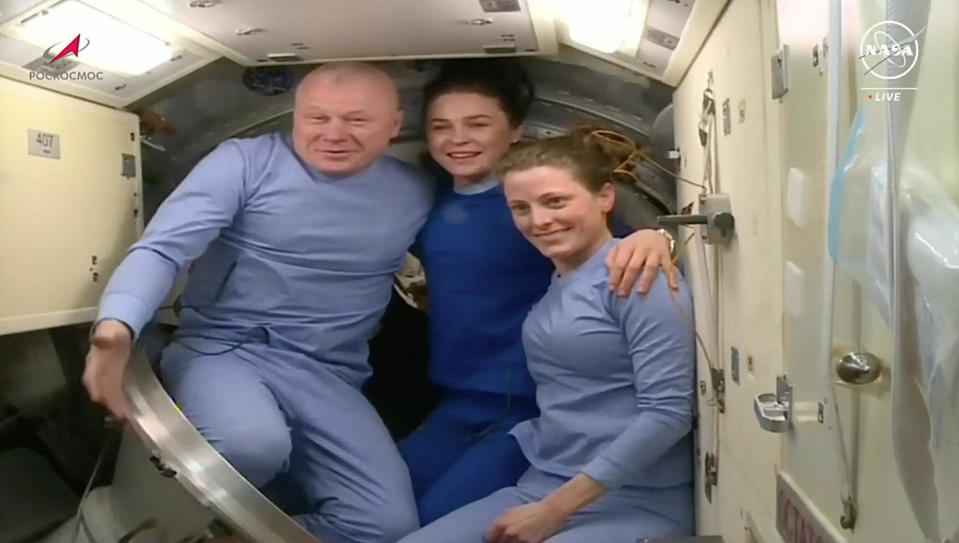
[
  {"left": 0, "top": 0, "right": 557, "bottom": 107},
  {"left": 0, "top": 0, "right": 219, "bottom": 107},
  {"left": 137, "top": 0, "right": 558, "bottom": 64},
  {"left": 554, "top": 0, "right": 728, "bottom": 86},
  {"left": 0, "top": 0, "right": 725, "bottom": 108}
]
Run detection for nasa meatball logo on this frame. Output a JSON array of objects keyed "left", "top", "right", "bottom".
[{"left": 859, "top": 21, "right": 919, "bottom": 80}]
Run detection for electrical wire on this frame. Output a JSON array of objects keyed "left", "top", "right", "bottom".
[
  {"left": 610, "top": 167, "right": 675, "bottom": 215},
  {"left": 588, "top": 128, "right": 709, "bottom": 192},
  {"left": 670, "top": 77, "right": 723, "bottom": 469},
  {"left": 587, "top": 129, "right": 686, "bottom": 213},
  {"left": 702, "top": 110, "right": 716, "bottom": 194},
  {"left": 666, "top": 277, "right": 717, "bottom": 377},
  {"left": 168, "top": 335, "right": 251, "bottom": 357},
  {"left": 666, "top": 231, "right": 717, "bottom": 374},
  {"left": 701, "top": 83, "right": 723, "bottom": 462},
  {"left": 673, "top": 232, "right": 696, "bottom": 266},
  {"left": 664, "top": 229, "right": 722, "bottom": 464},
  {"left": 69, "top": 423, "right": 113, "bottom": 543},
  {"left": 640, "top": 154, "right": 707, "bottom": 191},
  {"left": 148, "top": 304, "right": 256, "bottom": 357},
  {"left": 696, "top": 80, "right": 721, "bottom": 372}
]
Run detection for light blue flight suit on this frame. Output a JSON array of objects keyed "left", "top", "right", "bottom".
[
  {"left": 399, "top": 239, "right": 696, "bottom": 542},
  {"left": 98, "top": 133, "right": 435, "bottom": 543}
]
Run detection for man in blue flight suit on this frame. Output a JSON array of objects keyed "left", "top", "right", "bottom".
[{"left": 82, "top": 62, "right": 434, "bottom": 543}]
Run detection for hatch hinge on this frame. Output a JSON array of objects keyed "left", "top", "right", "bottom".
[
  {"left": 704, "top": 451, "right": 719, "bottom": 503},
  {"left": 771, "top": 44, "right": 789, "bottom": 99},
  {"left": 710, "top": 367, "right": 726, "bottom": 414}
]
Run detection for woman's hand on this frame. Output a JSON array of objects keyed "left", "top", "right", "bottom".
[
  {"left": 484, "top": 501, "right": 567, "bottom": 543},
  {"left": 606, "top": 229, "right": 677, "bottom": 296}
]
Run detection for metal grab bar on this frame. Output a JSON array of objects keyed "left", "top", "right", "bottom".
[{"left": 123, "top": 350, "right": 322, "bottom": 543}]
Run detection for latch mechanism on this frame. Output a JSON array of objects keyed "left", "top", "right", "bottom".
[
  {"left": 704, "top": 451, "right": 719, "bottom": 503},
  {"left": 754, "top": 375, "right": 793, "bottom": 433}
]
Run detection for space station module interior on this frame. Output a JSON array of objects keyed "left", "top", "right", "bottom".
[{"left": 0, "top": 0, "right": 957, "bottom": 542}]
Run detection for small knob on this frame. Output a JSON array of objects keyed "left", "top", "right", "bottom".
[
  {"left": 711, "top": 212, "right": 735, "bottom": 232},
  {"left": 836, "top": 352, "right": 882, "bottom": 385}
]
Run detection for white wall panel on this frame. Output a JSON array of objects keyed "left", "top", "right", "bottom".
[
  {"left": 672, "top": 0, "right": 785, "bottom": 540},
  {"left": 0, "top": 76, "right": 143, "bottom": 334}
]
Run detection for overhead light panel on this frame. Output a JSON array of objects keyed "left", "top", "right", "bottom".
[
  {"left": 562, "top": 0, "right": 633, "bottom": 54},
  {"left": 20, "top": 1, "right": 171, "bottom": 76}
]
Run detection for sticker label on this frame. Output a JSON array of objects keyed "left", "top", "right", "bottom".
[
  {"left": 777, "top": 473, "right": 842, "bottom": 543},
  {"left": 479, "top": 0, "right": 520, "bottom": 13},
  {"left": 28, "top": 129, "right": 61, "bottom": 159}
]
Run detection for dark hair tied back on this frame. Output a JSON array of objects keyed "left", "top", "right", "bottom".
[{"left": 423, "top": 59, "right": 535, "bottom": 127}]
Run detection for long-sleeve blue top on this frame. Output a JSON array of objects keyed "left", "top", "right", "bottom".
[
  {"left": 97, "top": 133, "right": 434, "bottom": 385},
  {"left": 510, "top": 239, "right": 696, "bottom": 491},
  {"left": 416, "top": 183, "right": 555, "bottom": 398}
]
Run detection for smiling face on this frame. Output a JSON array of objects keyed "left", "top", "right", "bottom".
[
  {"left": 502, "top": 164, "right": 615, "bottom": 273},
  {"left": 426, "top": 92, "right": 523, "bottom": 186},
  {"left": 292, "top": 66, "right": 402, "bottom": 176}
]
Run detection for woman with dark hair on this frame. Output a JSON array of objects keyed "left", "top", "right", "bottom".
[
  {"left": 398, "top": 59, "right": 679, "bottom": 525},
  {"left": 399, "top": 131, "right": 695, "bottom": 543}
]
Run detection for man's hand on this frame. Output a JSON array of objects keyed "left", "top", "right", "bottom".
[
  {"left": 484, "top": 501, "right": 567, "bottom": 543},
  {"left": 606, "top": 229, "right": 678, "bottom": 296},
  {"left": 82, "top": 320, "right": 133, "bottom": 422}
]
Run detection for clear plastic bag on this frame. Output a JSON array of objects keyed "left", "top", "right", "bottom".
[
  {"left": 830, "top": 108, "right": 959, "bottom": 542},
  {"left": 902, "top": 163, "right": 959, "bottom": 542},
  {"left": 827, "top": 109, "right": 892, "bottom": 323}
]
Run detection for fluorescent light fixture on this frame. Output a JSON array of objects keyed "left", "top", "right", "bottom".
[
  {"left": 20, "top": 0, "right": 171, "bottom": 76},
  {"left": 562, "top": 0, "right": 632, "bottom": 54}
]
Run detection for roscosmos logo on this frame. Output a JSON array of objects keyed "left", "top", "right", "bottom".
[
  {"left": 45, "top": 33, "right": 90, "bottom": 63},
  {"left": 28, "top": 33, "right": 104, "bottom": 82}
]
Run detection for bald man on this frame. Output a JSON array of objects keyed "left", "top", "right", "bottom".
[{"left": 83, "top": 63, "right": 432, "bottom": 543}]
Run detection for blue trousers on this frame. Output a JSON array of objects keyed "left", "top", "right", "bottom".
[
  {"left": 398, "top": 469, "right": 694, "bottom": 543},
  {"left": 159, "top": 339, "right": 419, "bottom": 543},
  {"left": 399, "top": 390, "right": 539, "bottom": 525}
]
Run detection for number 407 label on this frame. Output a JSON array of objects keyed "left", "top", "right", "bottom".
[{"left": 28, "top": 129, "right": 61, "bottom": 159}]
